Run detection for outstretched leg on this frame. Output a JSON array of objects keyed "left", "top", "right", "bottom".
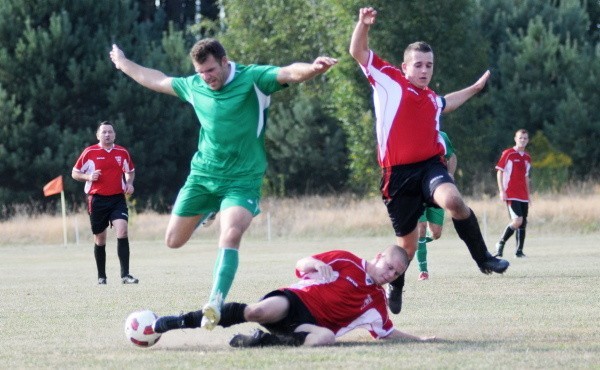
[
  {"left": 434, "top": 183, "right": 509, "bottom": 274},
  {"left": 202, "top": 206, "right": 253, "bottom": 330}
]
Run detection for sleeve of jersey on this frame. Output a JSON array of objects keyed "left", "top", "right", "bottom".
[
  {"left": 171, "top": 76, "right": 194, "bottom": 103},
  {"left": 73, "top": 150, "right": 87, "bottom": 172},
  {"left": 358, "top": 50, "right": 378, "bottom": 85},
  {"left": 311, "top": 250, "right": 352, "bottom": 263},
  {"left": 368, "top": 312, "right": 395, "bottom": 339},
  {"left": 495, "top": 150, "right": 509, "bottom": 171},
  {"left": 123, "top": 150, "right": 135, "bottom": 173},
  {"left": 252, "top": 65, "right": 285, "bottom": 95},
  {"left": 360, "top": 51, "right": 407, "bottom": 90},
  {"left": 295, "top": 250, "right": 355, "bottom": 277}
]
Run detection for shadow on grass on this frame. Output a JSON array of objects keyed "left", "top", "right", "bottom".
[{"left": 155, "top": 337, "right": 504, "bottom": 351}]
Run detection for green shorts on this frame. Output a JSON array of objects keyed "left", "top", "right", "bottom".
[
  {"left": 418, "top": 206, "right": 445, "bottom": 226},
  {"left": 172, "top": 174, "right": 262, "bottom": 217}
]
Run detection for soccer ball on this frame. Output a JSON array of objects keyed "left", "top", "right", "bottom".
[{"left": 124, "top": 310, "right": 161, "bottom": 347}]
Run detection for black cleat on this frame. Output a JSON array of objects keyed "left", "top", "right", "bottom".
[
  {"left": 479, "top": 253, "right": 510, "bottom": 274},
  {"left": 230, "top": 329, "right": 272, "bottom": 348},
  {"left": 98, "top": 277, "right": 107, "bottom": 285},
  {"left": 121, "top": 274, "right": 139, "bottom": 284},
  {"left": 386, "top": 284, "right": 403, "bottom": 314},
  {"left": 515, "top": 252, "right": 526, "bottom": 258},
  {"left": 153, "top": 315, "right": 186, "bottom": 334}
]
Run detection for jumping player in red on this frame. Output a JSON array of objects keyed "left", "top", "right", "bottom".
[
  {"left": 495, "top": 129, "right": 532, "bottom": 258},
  {"left": 72, "top": 121, "right": 138, "bottom": 285},
  {"left": 349, "top": 7, "right": 509, "bottom": 314},
  {"left": 151, "top": 245, "right": 436, "bottom": 347}
]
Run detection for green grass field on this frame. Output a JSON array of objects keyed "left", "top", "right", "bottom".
[{"left": 1, "top": 234, "right": 599, "bottom": 369}]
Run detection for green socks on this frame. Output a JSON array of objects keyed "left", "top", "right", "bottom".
[
  {"left": 209, "top": 248, "right": 239, "bottom": 305},
  {"left": 416, "top": 237, "right": 428, "bottom": 272}
]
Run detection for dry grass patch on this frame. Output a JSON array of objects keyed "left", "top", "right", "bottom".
[{"left": 1, "top": 191, "right": 599, "bottom": 245}]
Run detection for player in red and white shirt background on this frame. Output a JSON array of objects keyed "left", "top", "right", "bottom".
[
  {"left": 151, "top": 245, "right": 437, "bottom": 347},
  {"left": 349, "top": 7, "right": 510, "bottom": 315},
  {"left": 494, "top": 129, "right": 531, "bottom": 258},
  {"left": 72, "top": 121, "right": 138, "bottom": 285}
]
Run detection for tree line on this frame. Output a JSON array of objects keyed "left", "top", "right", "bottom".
[{"left": 0, "top": 0, "right": 598, "bottom": 217}]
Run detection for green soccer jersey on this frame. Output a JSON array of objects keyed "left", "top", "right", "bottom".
[{"left": 172, "top": 62, "right": 285, "bottom": 180}]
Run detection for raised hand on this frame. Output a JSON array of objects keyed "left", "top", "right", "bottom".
[
  {"left": 359, "top": 7, "right": 377, "bottom": 25},
  {"left": 109, "top": 44, "right": 127, "bottom": 70}
]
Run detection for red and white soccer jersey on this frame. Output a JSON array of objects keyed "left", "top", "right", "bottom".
[
  {"left": 73, "top": 144, "right": 134, "bottom": 195},
  {"left": 496, "top": 147, "right": 531, "bottom": 202},
  {"left": 359, "top": 51, "right": 446, "bottom": 167},
  {"left": 286, "top": 250, "right": 394, "bottom": 339}
]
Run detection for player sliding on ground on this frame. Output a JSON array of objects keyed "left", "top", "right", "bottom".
[
  {"left": 109, "top": 39, "right": 337, "bottom": 330},
  {"left": 152, "top": 245, "right": 436, "bottom": 347}
]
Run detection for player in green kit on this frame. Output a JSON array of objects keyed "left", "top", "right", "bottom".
[
  {"left": 415, "top": 131, "right": 457, "bottom": 280},
  {"left": 110, "top": 39, "right": 337, "bottom": 329}
]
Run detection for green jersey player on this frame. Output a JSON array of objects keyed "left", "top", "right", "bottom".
[{"left": 110, "top": 39, "right": 337, "bottom": 329}]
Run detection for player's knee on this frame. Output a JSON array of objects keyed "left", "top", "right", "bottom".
[
  {"left": 221, "top": 226, "right": 244, "bottom": 246},
  {"left": 116, "top": 231, "right": 128, "bottom": 239},
  {"left": 443, "top": 195, "right": 467, "bottom": 215},
  {"left": 165, "top": 233, "right": 184, "bottom": 249},
  {"left": 244, "top": 305, "right": 269, "bottom": 322},
  {"left": 520, "top": 217, "right": 527, "bottom": 229},
  {"left": 512, "top": 217, "right": 523, "bottom": 229},
  {"left": 431, "top": 230, "right": 442, "bottom": 240}
]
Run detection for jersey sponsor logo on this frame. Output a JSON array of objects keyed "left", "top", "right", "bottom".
[
  {"left": 97, "top": 156, "right": 105, "bottom": 160},
  {"left": 115, "top": 156, "right": 122, "bottom": 166},
  {"left": 345, "top": 276, "right": 358, "bottom": 287}
]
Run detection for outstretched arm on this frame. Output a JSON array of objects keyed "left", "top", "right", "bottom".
[
  {"left": 443, "top": 70, "right": 490, "bottom": 113},
  {"left": 382, "top": 329, "right": 437, "bottom": 342},
  {"left": 109, "top": 44, "right": 176, "bottom": 96},
  {"left": 277, "top": 57, "right": 338, "bottom": 84},
  {"left": 349, "top": 7, "right": 377, "bottom": 66}
]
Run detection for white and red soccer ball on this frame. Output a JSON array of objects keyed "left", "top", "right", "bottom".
[{"left": 124, "top": 310, "right": 161, "bottom": 347}]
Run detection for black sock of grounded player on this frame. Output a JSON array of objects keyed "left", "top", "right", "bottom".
[{"left": 218, "top": 303, "right": 248, "bottom": 328}]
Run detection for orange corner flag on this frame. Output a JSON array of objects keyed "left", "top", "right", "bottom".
[{"left": 43, "top": 175, "right": 64, "bottom": 197}]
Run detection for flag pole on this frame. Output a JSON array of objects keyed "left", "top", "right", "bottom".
[{"left": 60, "top": 190, "right": 67, "bottom": 246}]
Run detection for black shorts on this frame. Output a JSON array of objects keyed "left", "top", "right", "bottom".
[
  {"left": 507, "top": 200, "right": 529, "bottom": 219},
  {"left": 260, "top": 289, "right": 317, "bottom": 335},
  {"left": 87, "top": 194, "right": 128, "bottom": 235},
  {"left": 380, "top": 156, "right": 454, "bottom": 237}
]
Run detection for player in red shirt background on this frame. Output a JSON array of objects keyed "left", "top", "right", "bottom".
[
  {"left": 349, "top": 7, "right": 509, "bottom": 315},
  {"left": 151, "top": 245, "right": 437, "bottom": 347},
  {"left": 495, "top": 129, "right": 532, "bottom": 258},
  {"left": 72, "top": 121, "right": 138, "bottom": 285}
]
